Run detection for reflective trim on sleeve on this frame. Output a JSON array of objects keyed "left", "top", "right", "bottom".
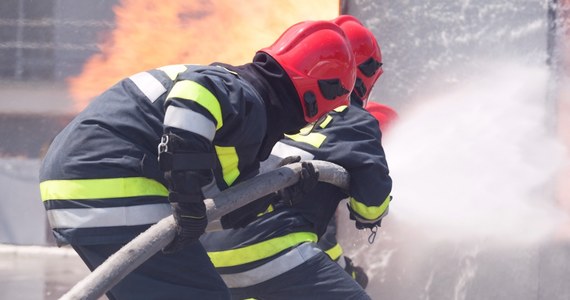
[
  {"left": 285, "top": 132, "right": 326, "bottom": 148},
  {"left": 46, "top": 203, "right": 171, "bottom": 229},
  {"left": 349, "top": 195, "right": 391, "bottom": 222},
  {"left": 324, "top": 242, "right": 343, "bottom": 261},
  {"left": 270, "top": 141, "right": 315, "bottom": 161},
  {"left": 207, "top": 232, "right": 318, "bottom": 268},
  {"left": 157, "top": 64, "right": 188, "bottom": 80},
  {"left": 214, "top": 145, "right": 240, "bottom": 186},
  {"left": 219, "top": 242, "right": 322, "bottom": 288},
  {"left": 166, "top": 80, "right": 223, "bottom": 130},
  {"left": 164, "top": 105, "right": 216, "bottom": 141},
  {"left": 40, "top": 177, "right": 168, "bottom": 201},
  {"left": 129, "top": 72, "right": 167, "bottom": 103}
]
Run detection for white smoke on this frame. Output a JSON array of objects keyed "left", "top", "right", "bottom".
[{"left": 384, "top": 59, "right": 568, "bottom": 245}]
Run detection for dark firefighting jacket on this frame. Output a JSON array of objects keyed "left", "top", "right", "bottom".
[
  {"left": 39, "top": 63, "right": 294, "bottom": 246},
  {"left": 200, "top": 102, "right": 392, "bottom": 285}
]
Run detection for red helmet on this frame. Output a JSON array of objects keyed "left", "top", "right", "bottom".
[
  {"left": 365, "top": 101, "right": 398, "bottom": 132},
  {"left": 259, "top": 20, "right": 356, "bottom": 123},
  {"left": 332, "top": 15, "right": 383, "bottom": 106}
]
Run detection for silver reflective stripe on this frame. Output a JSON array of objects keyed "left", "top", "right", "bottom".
[
  {"left": 220, "top": 242, "right": 322, "bottom": 288},
  {"left": 259, "top": 142, "right": 315, "bottom": 174},
  {"left": 164, "top": 106, "right": 216, "bottom": 141},
  {"left": 46, "top": 203, "right": 171, "bottom": 229},
  {"left": 129, "top": 72, "right": 167, "bottom": 102},
  {"left": 271, "top": 141, "right": 315, "bottom": 161},
  {"left": 337, "top": 255, "right": 347, "bottom": 269}
]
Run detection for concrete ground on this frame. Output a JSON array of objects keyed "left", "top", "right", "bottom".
[{"left": 0, "top": 245, "right": 108, "bottom": 300}]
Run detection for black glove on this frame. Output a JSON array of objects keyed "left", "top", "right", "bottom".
[
  {"left": 278, "top": 161, "right": 319, "bottom": 206},
  {"left": 220, "top": 193, "right": 277, "bottom": 229},
  {"left": 162, "top": 170, "right": 210, "bottom": 254},
  {"left": 277, "top": 155, "right": 302, "bottom": 167},
  {"left": 163, "top": 200, "right": 207, "bottom": 254}
]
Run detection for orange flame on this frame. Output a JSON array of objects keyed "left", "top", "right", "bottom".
[{"left": 67, "top": 0, "right": 339, "bottom": 111}]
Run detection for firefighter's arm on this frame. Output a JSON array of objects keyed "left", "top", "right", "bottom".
[
  {"left": 158, "top": 130, "right": 215, "bottom": 253},
  {"left": 160, "top": 77, "right": 223, "bottom": 253}
]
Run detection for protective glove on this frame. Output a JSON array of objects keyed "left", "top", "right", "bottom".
[
  {"left": 347, "top": 202, "right": 390, "bottom": 244},
  {"left": 347, "top": 202, "right": 388, "bottom": 230},
  {"left": 162, "top": 169, "right": 210, "bottom": 254},
  {"left": 277, "top": 155, "right": 302, "bottom": 167},
  {"left": 163, "top": 200, "right": 207, "bottom": 254},
  {"left": 277, "top": 160, "right": 319, "bottom": 206},
  {"left": 220, "top": 193, "right": 278, "bottom": 229}
]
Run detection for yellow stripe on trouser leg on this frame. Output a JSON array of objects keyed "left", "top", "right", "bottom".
[{"left": 208, "top": 232, "right": 318, "bottom": 268}]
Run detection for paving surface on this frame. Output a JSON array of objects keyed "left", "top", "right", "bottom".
[{"left": 0, "top": 245, "right": 108, "bottom": 300}]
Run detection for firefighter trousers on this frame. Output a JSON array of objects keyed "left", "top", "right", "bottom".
[
  {"left": 227, "top": 243, "right": 370, "bottom": 300},
  {"left": 73, "top": 240, "right": 231, "bottom": 300}
]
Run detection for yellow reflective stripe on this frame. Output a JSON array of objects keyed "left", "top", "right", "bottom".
[
  {"left": 208, "top": 232, "right": 318, "bottom": 268},
  {"left": 166, "top": 80, "right": 223, "bottom": 130},
  {"left": 285, "top": 132, "right": 326, "bottom": 148},
  {"left": 256, "top": 204, "right": 274, "bottom": 217},
  {"left": 324, "top": 243, "right": 343, "bottom": 261},
  {"left": 215, "top": 145, "right": 240, "bottom": 186},
  {"left": 333, "top": 105, "right": 348, "bottom": 112},
  {"left": 40, "top": 177, "right": 168, "bottom": 201},
  {"left": 297, "top": 124, "right": 313, "bottom": 135},
  {"left": 349, "top": 195, "right": 391, "bottom": 221},
  {"left": 157, "top": 64, "right": 188, "bottom": 80},
  {"left": 319, "top": 114, "right": 333, "bottom": 128}
]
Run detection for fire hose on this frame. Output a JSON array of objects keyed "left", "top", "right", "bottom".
[{"left": 60, "top": 160, "right": 349, "bottom": 300}]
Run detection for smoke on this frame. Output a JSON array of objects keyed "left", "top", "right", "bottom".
[
  {"left": 340, "top": 59, "right": 570, "bottom": 299},
  {"left": 384, "top": 59, "right": 568, "bottom": 245}
]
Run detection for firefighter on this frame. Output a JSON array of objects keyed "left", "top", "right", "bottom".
[
  {"left": 315, "top": 101, "right": 398, "bottom": 289},
  {"left": 200, "top": 15, "right": 391, "bottom": 300},
  {"left": 39, "top": 20, "right": 356, "bottom": 300}
]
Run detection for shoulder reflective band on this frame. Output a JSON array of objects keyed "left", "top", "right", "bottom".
[
  {"left": 157, "top": 64, "right": 188, "bottom": 80},
  {"left": 349, "top": 195, "right": 391, "bottom": 221},
  {"left": 207, "top": 232, "right": 317, "bottom": 268},
  {"left": 270, "top": 141, "right": 315, "bottom": 161},
  {"left": 333, "top": 105, "right": 348, "bottom": 112},
  {"left": 215, "top": 145, "right": 240, "bottom": 186},
  {"left": 40, "top": 177, "right": 168, "bottom": 201},
  {"left": 324, "top": 243, "right": 343, "bottom": 261},
  {"left": 166, "top": 80, "right": 223, "bottom": 130},
  {"left": 319, "top": 114, "right": 333, "bottom": 128},
  {"left": 129, "top": 72, "right": 167, "bottom": 103},
  {"left": 285, "top": 131, "right": 326, "bottom": 148},
  {"left": 164, "top": 106, "right": 216, "bottom": 141},
  {"left": 219, "top": 242, "right": 322, "bottom": 288}
]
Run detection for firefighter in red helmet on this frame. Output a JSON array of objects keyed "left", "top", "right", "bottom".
[
  {"left": 200, "top": 15, "right": 393, "bottom": 300},
  {"left": 39, "top": 20, "right": 355, "bottom": 300}
]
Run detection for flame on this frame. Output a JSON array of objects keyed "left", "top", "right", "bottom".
[{"left": 67, "top": 0, "right": 339, "bottom": 111}]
